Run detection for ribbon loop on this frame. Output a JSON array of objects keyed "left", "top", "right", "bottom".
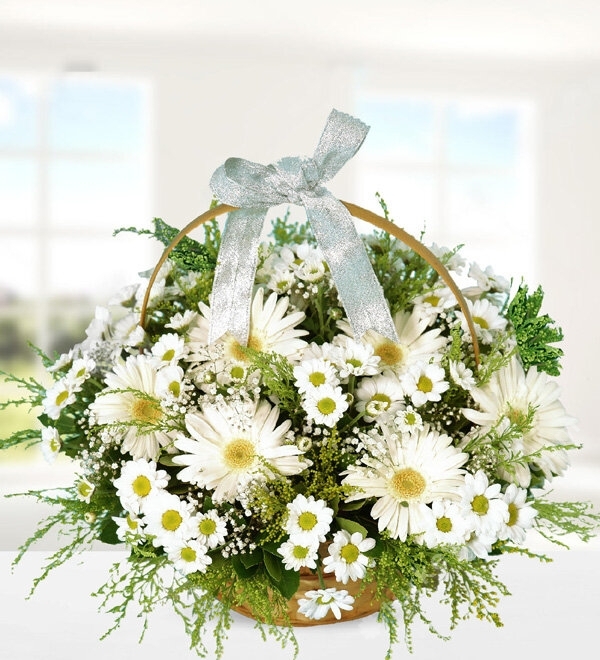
[{"left": 208, "top": 109, "right": 398, "bottom": 346}]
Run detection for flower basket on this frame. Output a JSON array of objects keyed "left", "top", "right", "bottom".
[{"left": 2, "top": 108, "right": 599, "bottom": 659}]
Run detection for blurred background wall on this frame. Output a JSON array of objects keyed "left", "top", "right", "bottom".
[{"left": 1, "top": 0, "right": 599, "bottom": 549}]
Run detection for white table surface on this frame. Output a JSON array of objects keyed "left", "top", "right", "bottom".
[{"left": 1, "top": 548, "right": 599, "bottom": 660}]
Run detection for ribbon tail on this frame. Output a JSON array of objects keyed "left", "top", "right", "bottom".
[
  {"left": 208, "top": 208, "right": 266, "bottom": 345},
  {"left": 304, "top": 194, "right": 399, "bottom": 343}
]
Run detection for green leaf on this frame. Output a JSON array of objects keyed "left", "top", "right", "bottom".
[
  {"left": 99, "top": 518, "right": 120, "bottom": 545},
  {"left": 263, "top": 551, "right": 282, "bottom": 583},
  {"left": 231, "top": 555, "right": 258, "bottom": 579},
  {"left": 277, "top": 566, "right": 301, "bottom": 599},
  {"left": 335, "top": 516, "right": 369, "bottom": 538},
  {"left": 339, "top": 499, "right": 365, "bottom": 512},
  {"left": 239, "top": 548, "right": 263, "bottom": 569}
]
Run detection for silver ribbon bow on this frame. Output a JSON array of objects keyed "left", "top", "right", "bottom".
[{"left": 208, "top": 108, "right": 398, "bottom": 346}]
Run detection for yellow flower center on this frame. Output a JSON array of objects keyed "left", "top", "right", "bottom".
[
  {"left": 472, "top": 494, "right": 490, "bottom": 515},
  {"left": 77, "top": 481, "right": 93, "bottom": 498},
  {"left": 473, "top": 315, "right": 489, "bottom": 329},
  {"left": 390, "top": 468, "right": 426, "bottom": 500},
  {"left": 49, "top": 437, "right": 61, "bottom": 452},
  {"left": 230, "top": 365, "right": 245, "bottom": 380},
  {"left": 374, "top": 340, "right": 404, "bottom": 367},
  {"left": 423, "top": 294, "right": 440, "bottom": 306},
  {"left": 130, "top": 397, "right": 163, "bottom": 423},
  {"left": 223, "top": 438, "right": 255, "bottom": 470},
  {"left": 162, "top": 348, "right": 176, "bottom": 362},
  {"left": 340, "top": 543, "right": 360, "bottom": 563},
  {"left": 506, "top": 406, "right": 527, "bottom": 426},
  {"left": 132, "top": 475, "right": 152, "bottom": 497},
  {"left": 168, "top": 381, "right": 181, "bottom": 397},
  {"left": 297, "top": 511, "right": 318, "bottom": 531},
  {"left": 180, "top": 546, "right": 197, "bottom": 563},
  {"left": 161, "top": 509, "right": 183, "bottom": 531},
  {"left": 436, "top": 516, "right": 453, "bottom": 533},
  {"left": 309, "top": 371, "right": 327, "bottom": 387},
  {"left": 371, "top": 393, "right": 391, "bottom": 409},
  {"left": 199, "top": 518, "right": 217, "bottom": 536},
  {"left": 404, "top": 411, "right": 417, "bottom": 425},
  {"left": 417, "top": 375, "right": 433, "bottom": 393},
  {"left": 292, "top": 545, "right": 309, "bottom": 559},
  {"left": 228, "top": 333, "right": 264, "bottom": 362},
  {"left": 55, "top": 390, "right": 69, "bottom": 406},
  {"left": 507, "top": 502, "right": 519, "bottom": 527},
  {"left": 317, "top": 397, "right": 337, "bottom": 415},
  {"left": 126, "top": 514, "right": 138, "bottom": 531}
]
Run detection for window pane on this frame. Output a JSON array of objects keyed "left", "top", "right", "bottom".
[
  {"left": 445, "top": 102, "right": 518, "bottom": 168},
  {"left": 49, "top": 158, "right": 147, "bottom": 229},
  {"left": 357, "top": 98, "right": 435, "bottom": 161},
  {"left": 49, "top": 78, "right": 146, "bottom": 152},
  {"left": 0, "top": 76, "right": 38, "bottom": 149},
  {"left": 0, "top": 157, "right": 37, "bottom": 228}
]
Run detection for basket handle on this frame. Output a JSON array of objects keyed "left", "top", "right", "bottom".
[{"left": 139, "top": 202, "right": 480, "bottom": 367}]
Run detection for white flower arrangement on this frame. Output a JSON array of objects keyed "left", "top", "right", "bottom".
[{"left": 2, "top": 109, "right": 599, "bottom": 659}]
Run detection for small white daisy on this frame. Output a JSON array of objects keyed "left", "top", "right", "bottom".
[
  {"left": 166, "top": 538, "right": 212, "bottom": 575},
  {"left": 460, "top": 530, "right": 497, "bottom": 560},
  {"left": 40, "top": 426, "right": 61, "bottom": 464},
  {"left": 394, "top": 406, "right": 424, "bottom": 434},
  {"left": 421, "top": 500, "right": 471, "bottom": 548},
  {"left": 190, "top": 510, "right": 228, "bottom": 549},
  {"left": 401, "top": 362, "right": 449, "bottom": 407},
  {"left": 155, "top": 365, "right": 187, "bottom": 400},
  {"left": 76, "top": 477, "right": 95, "bottom": 503},
  {"left": 151, "top": 332, "right": 187, "bottom": 367},
  {"left": 463, "top": 262, "right": 510, "bottom": 297},
  {"left": 302, "top": 384, "right": 349, "bottom": 428},
  {"left": 297, "top": 588, "right": 354, "bottom": 621},
  {"left": 293, "top": 358, "right": 339, "bottom": 393},
  {"left": 459, "top": 470, "right": 509, "bottom": 538},
  {"left": 66, "top": 357, "right": 96, "bottom": 388},
  {"left": 355, "top": 374, "right": 405, "bottom": 422},
  {"left": 498, "top": 484, "right": 538, "bottom": 544},
  {"left": 412, "top": 286, "right": 456, "bottom": 323},
  {"left": 284, "top": 494, "right": 334, "bottom": 544},
  {"left": 457, "top": 298, "right": 507, "bottom": 345},
  {"left": 331, "top": 337, "right": 381, "bottom": 379},
  {"left": 113, "top": 512, "right": 146, "bottom": 545},
  {"left": 277, "top": 538, "right": 320, "bottom": 571},
  {"left": 143, "top": 491, "right": 195, "bottom": 547},
  {"left": 322, "top": 530, "right": 375, "bottom": 584},
  {"left": 113, "top": 458, "right": 170, "bottom": 514},
  {"left": 166, "top": 309, "right": 198, "bottom": 331},
  {"left": 42, "top": 378, "right": 76, "bottom": 420},
  {"left": 449, "top": 360, "right": 476, "bottom": 391}
]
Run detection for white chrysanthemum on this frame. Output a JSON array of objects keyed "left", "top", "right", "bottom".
[
  {"left": 89, "top": 354, "right": 172, "bottom": 461},
  {"left": 421, "top": 500, "right": 471, "bottom": 548},
  {"left": 278, "top": 538, "right": 320, "bottom": 571},
  {"left": 284, "top": 494, "right": 334, "bottom": 544},
  {"left": 297, "top": 588, "right": 354, "bottom": 621},
  {"left": 143, "top": 491, "right": 195, "bottom": 547},
  {"left": 76, "top": 477, "right": 95, "bottom": 503},
  {"left": 331, "top": 336, "right": 381, "bottom": 379},
  {"left": 113, "top": 458, "right": 170, "bottom": 514},
  {"left": 462, "top": 357, "right": 575, "bottom": 487},
  {"left": 66, "top": 357, "right": 96, "bottom": 388},
  {"left": 151, "top": 332, "right": 186, "bottom": 367},
  {"left": 457, "top": 298, "right": 507, "bottom": 345},
  {"left": 463, "top": 262, "right": 510, "bottom": 297},
  {"left": 166, "top": 538, "right": 212, "bottom": 575},
  {"left": 40, "top": 426, "right": 61, "bottom": 464},
  {"left": 173, "top": 399, "right": 308, "bottom": 503},
  {"left": 498, "top": 483, "right": 538, "bottom": 544},
  {"left": 459, "top": 470, "right": 509, "bottom": 538},
  {"left": 322, "top": 530, "right": 375, "bottom": 584},
  {"left": 460, "top": 530, "right": 496, "bottom": 560},
  {"left": 112, "top": 512, "right": 145, "bottom": 545},
  {"left": 342, "top": 425, "right": 467, "bottom": 542},
  {"left": 449, "top": 360, "right": 476, "bottom": 391},
  {"left": 42, "top": 378, "right": 76, "bottom": 420},
  {"left": 187, "top": 287, "right": 308, "bottom": 364},
  {"left": 190, "top": 510, "right": 228, "bottom": 549},
  {"left": 302, "top": 383, "right": 349, "bottom": 428},
  {"left": 401, "top": 362, "right": 449, "bottom": 407},
  {"left": 266, "top": 266, "right": 296, "bottom": 294},
  {"left": 47, "top": 349, "right": 74, "bottom": 373},
  {"left": 155, "top": 365, "right": 187, "bottom": 400},
  {"left": 355, "top": 374, "right": 405, "bottom": 422},
  {"left": 166, "top": 309, "right": 198, "bottom": 331},
  {"left": 355, "top": 309, "right": 446, "bottom": 376},
  {"left": 394, "top": 406, "right": 424, "bottom": 434},
  {"left": 412, "top": 286, "right": 457, "bottom": 323},
  {"left": 293, "top": 358, "right": 339, "bottom": 393}
]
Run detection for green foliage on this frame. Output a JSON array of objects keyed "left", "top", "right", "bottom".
[
  {"left": 270, "top": 210, "right": 316, "bottom": 246},
  {"left": 533, "top": 499, "right": 600, "bottom": 547},
  {"left": 507, "top": 284, "right": 564, "bottom": 376}
]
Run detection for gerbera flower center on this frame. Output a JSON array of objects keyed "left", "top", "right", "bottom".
[
  {"left": 506, "top": 406, "right": 527, "bottom": 426},
  {"left": 223, "top": 438, "right": 255, "bottom": 470},
  {"left": 390, "top": 467, "right": 426, "bottom": 500},
  {"left": 471, "top": 494, "right": 490, "bottom": 515},
  {"left": 436, "top": 516, "right": 453, "bottom": 533},
  {"left": 507, "top": 502, "right": 519, "bottom": 527},
  {"left": 132, "top": 475, "right": 152, "bottom": 497},
  {"left": 309, "top": 371, "right": 327, "bottom": 387},
  {"left": 417, "top": 375, "right": 433, "bottom": 393},
  {"left": 340, "top": 543, "right": 360, "bottom": 563},
  {"left": 297, "top": 511, "right": 318, "bottom": 531},
  {"left": 374, "top": 340, "right": 404, "bottom": 367},
  {"left": 181, "top": 546, "right": 197, "bottom": 562},
  {"left": 473, "top": 315, "right": 489, "bottom": 329},
  {"left": 161, "top": 509, "right": 183, "bottom": 531},
  {"left": 317, "top": 397, "right": 337, "bottom": 415},
  {"left": 199, "top": 518, "right": 217, "bottom": 536},
  {"left": 292, "top": 545, "right": 309, "bottom": 559},
  {"left": 131, "top": 397, "right": 163, "bottom": 423}
]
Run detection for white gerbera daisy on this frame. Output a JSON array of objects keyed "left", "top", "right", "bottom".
[
  {"left": 190, "top": 510, "right": 228, "bottom": 549},
  {"left": 498, "top": 483, "right": 538, "bottom": 544},
  {"left": 42, "top": 378, "right": 76, "bottom": 420},
  {"left": 356, "top": 309, "right": 446, "bottom": 376},
  {"left": 342, "top": 425, "right": 467, "bottom": 542},
  {"left": 355, "top": 374, "right": 405, "bottom": 422},
  {"left": 462, "top": 357, "right": 575, "bottom": 487},
  {"left": 151, "top": 332, "right": 186, "bottom": 367},
  {"left": 421, "top": 500, "right": 471, "bottom": 548},
  {"left": 322, "top": 530, "right": 375, "bottom": 584},
  {"left": 40, "top": 426, "right": 61, "bottom": 464},
  {"left": 459, "top": 470, "right": 509, "bottom": 538},
  {"left": 302, "top": 384, "right": 349, "bottom": 428},
  {"left": 166, "top": 538, "right": 212, "bottom": 575},
  {"left": 284, "top": 494, "right": 334, "bottom": 544},
  {"left": 143, "top": 491, "right": 194, "bottom": 547},
  {"left": 277, "top": 538, "right": 320, "bottom": 571},
  {"left": 89, "top": 354, "right": 172, "bottom": 461},
  {"left": 187, "top": 287, "right": 308, "bottom": 363},
  {"left": 297, "top": 588, "right": 354, "bottom": 621},
  {"left": 293, "top": 358, "right": 339, "bottom": 393},
  {"left": 173, "top": 399, "right": 307, "bottom": 503},
  {"left": 401, "top": 362, "right": 449, "bottom": 407},
  {"left": 113, "top": 458, "right": 170, "bottom": 514}
]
